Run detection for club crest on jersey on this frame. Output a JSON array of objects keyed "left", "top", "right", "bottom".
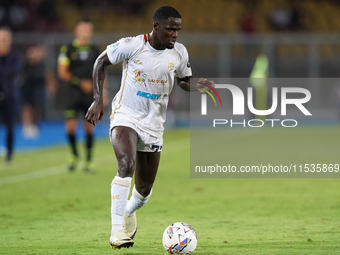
[
  {"left": 134, "top": 59, "right": 143, "bottom": 65},
  {"left": 133, "top": 70, "right": 147, "bottom": 87},
  {"left": 167, "top": 62, "right": 175, "bottom": 72}
]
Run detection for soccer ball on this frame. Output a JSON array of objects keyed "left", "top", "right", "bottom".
[{"left": 162, "top": 222, "right": 197, "bottom": 254}]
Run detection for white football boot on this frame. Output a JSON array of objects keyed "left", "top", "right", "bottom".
[{"left": 109, "top": 229, "right": 134, "bottom": 249}]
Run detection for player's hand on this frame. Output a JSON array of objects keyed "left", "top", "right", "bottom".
[
  {"left": 85, "top": 100, "right": 104, "bottom": 126},
  {"left": 80, "top": 79, "right": 93, "bottom": 94},
  {"left": 196, "top": 78, "right": 215, "bottom": 94}
]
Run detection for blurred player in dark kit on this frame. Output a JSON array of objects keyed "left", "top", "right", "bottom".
[
  {"left": 21, "top": 45, "right": 56, "bottom": 139},
  {"left": 0, "top": 26, "right": 22, "bottom": 164},
  {"left": 58, "top": 18, "right": 100, "bottom": 173}
]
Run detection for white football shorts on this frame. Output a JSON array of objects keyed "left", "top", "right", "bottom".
[{"left": 110, "top": 114, "right": 163, "bottom": 153}]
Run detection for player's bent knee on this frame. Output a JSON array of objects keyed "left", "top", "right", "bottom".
[
  {"left": 136, "top": 184, "right": 153, "bottom": 198},
  {"left": 117, "top": 156, "right": 136, "bottom": 176}
]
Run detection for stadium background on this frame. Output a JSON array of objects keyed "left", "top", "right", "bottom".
[{"left": 3, "top": 0, "right": 340, "bottom": 134}]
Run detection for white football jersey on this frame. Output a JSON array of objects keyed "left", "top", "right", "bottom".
[{"left": 106, "top": 34, "right": 192, "bottom": 137}]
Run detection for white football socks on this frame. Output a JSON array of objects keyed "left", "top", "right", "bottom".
[
  {"left": 111, "top": 176, "right": 132, "bottom": 235},
  {"left": 125, "top": 185, "right": 152, "bottom": 216}
]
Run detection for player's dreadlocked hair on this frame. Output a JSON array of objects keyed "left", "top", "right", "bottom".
[{"left": 153, "top": 6, "right": 181, "bottom": 24}]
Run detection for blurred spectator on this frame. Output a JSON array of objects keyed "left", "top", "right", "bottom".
[
  {"left": 0, "top": 0, "right": 63, "bottom": 32},
  {"left": 270, "top": 5, "right": 292, "bottom": 31},
  {"left": 0, "top": 26, "right": 22, "bottom": 164},
  {"left": 240, "top": 9, "right": 257, "bottom": 34},
  {"left": 9, "top": 1, "right": 28, "bottom": 31},
  {"left": 241, "top": 0, "right": 258, "bottom": 34},
  {"left": 126, "top": 0, "right": 147, "bottom": 15},
  {"left": 0, "top": 1, "right": 12, "bottom": 27},
  {"left": 21, "top": 45, "right": 57, "bottom": 139},
  {"left": 38, "top": 0, "right": 57, "bottom": 21},
  {"left": 289, "top": 0, "right": 303, "bottom": 31},
  {"left": 269, "top": 1, "right": 303, "bottom": 32},
  {"left": 240, "top": 6, "right": 258, "bottom": 55},
  {"left": 68, "top": 0, "right": 147, "bottom": 16},
  {"left": 36, "top": 0, "right": 63, "bottom": 31},
  {"left": 0, "top": 0, "right": 29, "bottom": 31}
]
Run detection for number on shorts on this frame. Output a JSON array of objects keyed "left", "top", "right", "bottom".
[{"left": 151, "top": 145, "right": 162, "bottom": 152}]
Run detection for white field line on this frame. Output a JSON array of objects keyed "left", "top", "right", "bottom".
[
  {"left": 0, "top": 131, "right": 260, "bottom": 187},
  {"left": 0, "top": 131, "right": 261, "bottom": 187},
  {"left": 0, "top": 137, "right": 190, "bottom": 186},
  {"left": 0, "top": 165, "right": 66, "bottom": 186}
]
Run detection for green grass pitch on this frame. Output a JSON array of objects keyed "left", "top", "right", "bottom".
[{"left": 0, "top": 127, "right": 339, "bottom": 254}]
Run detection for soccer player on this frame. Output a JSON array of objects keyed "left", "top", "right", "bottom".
[
  {"left": 0, "top": 26, "right": 22, "bottom": 164},
  {"left": 85, "top": 6, "right": 210, "bottom": 249},
  {"left": 58, "top": 18, "right": 100, "bottom": 173},
  {"left": 21, "top": 45, "right": 55, "bottom": 139}
]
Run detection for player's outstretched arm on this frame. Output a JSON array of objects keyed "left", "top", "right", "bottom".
[
  {"left": 85, "top": 50, "right": 111, "bottom": 126},
  {"left": 177, "top": 76, "right": 192, "bottom": 91},
  {"left": 177, "top": 77, "right": 215, "bottom": 93}
]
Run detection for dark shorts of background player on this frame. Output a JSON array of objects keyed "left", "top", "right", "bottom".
[
  {"left": 21, "top": 86, "right": 45, "bottom": 109},
  {"left": 64, "top": 85, "right": 93, "bottom": 119}
]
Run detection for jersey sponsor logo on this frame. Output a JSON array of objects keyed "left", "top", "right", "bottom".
[
  {"left": 137, "top": 91, "right": 161, "bottom": 100},
  {"left": 167, "top": 62, "right": 175, "bottom": 72},
  {"left": 134, "top": 70, "right": 147, "bottom": 87},
  {"left": 147, "top": 78, "right": 167, "bottom": 84},
  {"left": 134, "top": 69, "right": 167, "bottom": 86},
  {"left": 187, "top": 61, "right": 191, "bottom": 68},
  {"left": 111, "top": 42, "right": 120, "bottom": 51}
]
